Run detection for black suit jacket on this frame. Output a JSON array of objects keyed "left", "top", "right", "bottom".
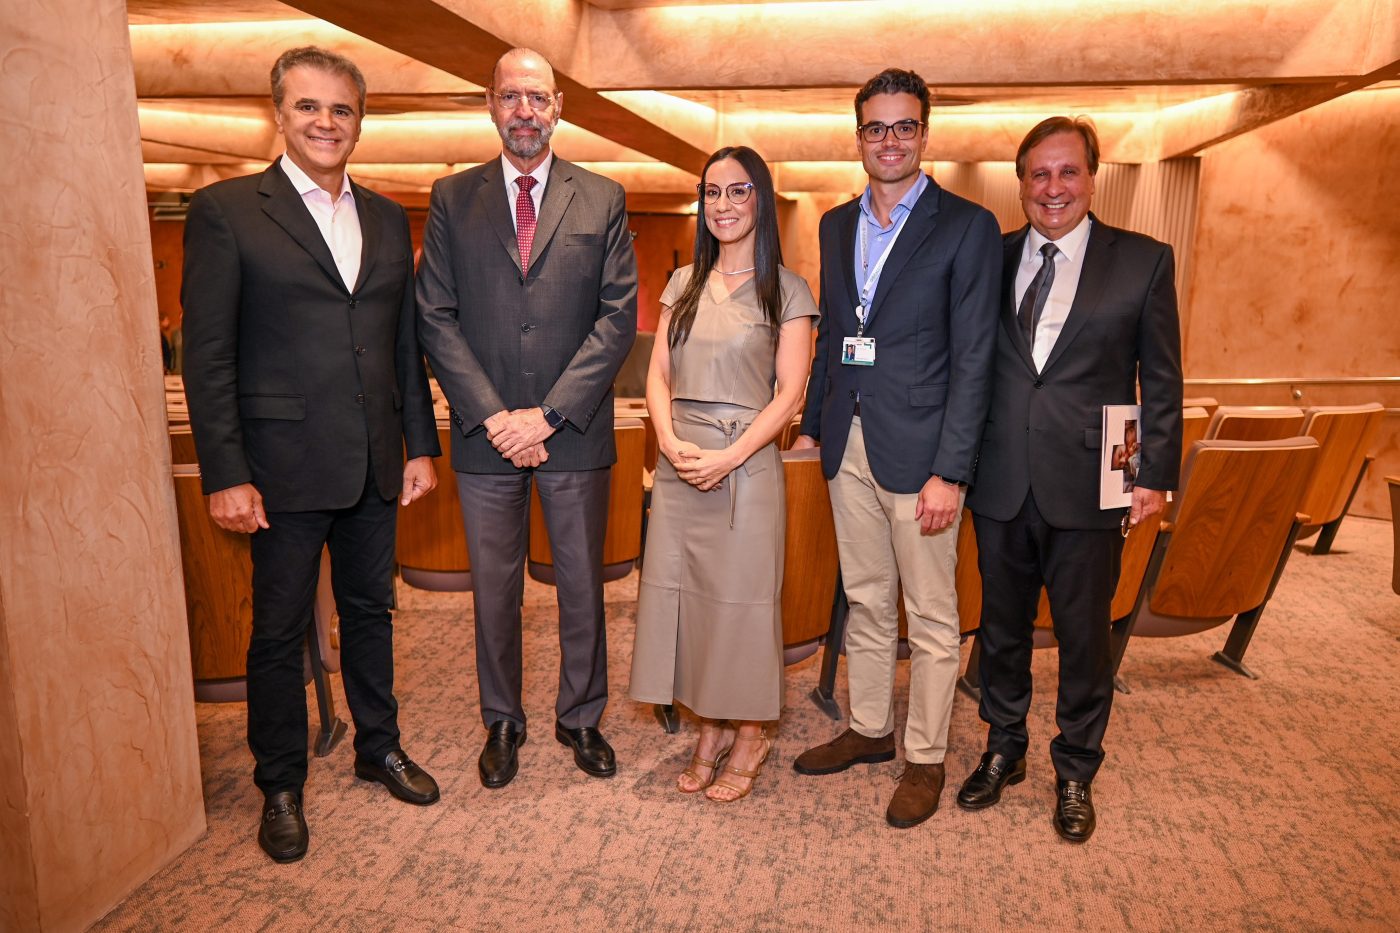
[
  {"left": 798, "top": 177, "right": 1001, "bottom": 493},
  {"left": 966, "top": 215, "right": 1183, "bottom": 529},
  {"left": 415, "top": 157, "right": 638, "bottom": 474},
  {"left": 182, "top": 162, "right": 439, "bottom": 512}
]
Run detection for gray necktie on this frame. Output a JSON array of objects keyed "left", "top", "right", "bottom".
[{"left": 1017, "top": 242, "right": 1059, "bottom": 349}]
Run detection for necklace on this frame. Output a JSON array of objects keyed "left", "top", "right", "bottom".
[{"left": 713, "top": 266, "right": 755, "bottom": 276}]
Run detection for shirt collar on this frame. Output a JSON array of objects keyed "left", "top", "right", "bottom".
[
  {"left": 1026, "top": 213, "right": 1092, "bottom": 263},
  {"left": 502, "top": 152, "right": 554, "bottom": 191},
  {"left": 859, "top": 172, "right": 929, "bottom": 229},
  {"left": 279, "top": 153, "right": 353, "bottom": 201}
]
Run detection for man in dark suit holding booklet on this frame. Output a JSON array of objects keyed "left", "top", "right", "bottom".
[{"left": 961, "top": 116, "right": 1183, "bottom": 842}]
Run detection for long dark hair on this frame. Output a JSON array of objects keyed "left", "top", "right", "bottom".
[{"left": 668, "top": 146, "right": 784, "bottom": 348}]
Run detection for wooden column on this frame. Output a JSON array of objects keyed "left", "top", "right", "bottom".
[{"left": 0, "top": 2, "right": 205, "bottom": 930}]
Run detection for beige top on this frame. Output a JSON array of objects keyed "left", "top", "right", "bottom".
[{"left": 660, "top": 264, "right": 819, "bottom": 412}]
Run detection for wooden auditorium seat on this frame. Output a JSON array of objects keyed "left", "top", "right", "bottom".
[
  {"left": 1181, "top": 396, "right": 1219, "bottom": 417},
  {"left": 1388, "top": 476, "right": 1400, "bottom": 595},
  {"left": 528, "top": 418, "right": 647, "bottom": 584},
  {"left": 1205, "top": 405, "right": 1305, "bottom": 441},
  {"left": 778, "top": 448, "right": 840, "bottom": 666},
  {"left": 396, "top": 423, "right": 472, "bottom": 591},
  {"left": 173, "top": 465, "right": 346, "bottom": 752},
  {"left": 1109, "top": 436, "right": 1319, "bottom": 684},
  {"left": 1295, "top": 403, "right": 1385, "bottom": 554},
  {"left": 169, "top": 424, "right": 198, "bottom": 465}
]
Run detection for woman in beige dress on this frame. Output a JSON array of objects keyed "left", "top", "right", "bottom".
[{"left": 628, "top": 146, "right": 818, "bottom": 802}]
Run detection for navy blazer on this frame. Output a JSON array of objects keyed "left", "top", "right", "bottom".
[
  {"left": 182, "top": 162, "right": 439, "bottom": 512},
  {"left": 966, "top": 216, "right": 1183, "bottom": 529},
  {"left": 799, "top": 177, "right": 1001, "bottom": 493}
]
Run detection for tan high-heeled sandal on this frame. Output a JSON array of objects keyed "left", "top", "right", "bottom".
[
  {"left": 705, "top": 730, "right": 771, "bottom": 803},
  {"left": 677, "top": 731, "right": 735, "bottom": 793}
]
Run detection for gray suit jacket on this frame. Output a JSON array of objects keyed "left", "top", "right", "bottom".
[
  {"left": 966, "top": 215, "right": 1183, "bottom": 529},
  {"left": 416, "top": 157, "right": 638, "bottom": 473}
]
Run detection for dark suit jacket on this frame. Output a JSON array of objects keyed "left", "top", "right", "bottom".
[
  {"left": 798, "top": 177, "right": 1001, "bottom": 493},
  {"left": 966, "top": 215, "right": 1183, "bottom": 529},
  {"left": 181, "top": 162, "right": 439, "bottom": 512},
  {"left": 415, "top": 157, "right": 638, "bottom": 474}
]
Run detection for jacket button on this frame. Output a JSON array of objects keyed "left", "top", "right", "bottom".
[
  {"left": 349, "top": 299, "right": 357, "bottom": 308},
  {"left": 1034, "top": 380, "right": 1044, "bottom": 389},
  {"left": 355, "top": 346, "right": 366, "bottom": 355},
  {"left": 848, "top": 390, "right": 856, "bottom": 399},
  {"left": 520, "top": 323, "right": 532, "bottom": 333},
  {"left": 355, "top": 394, "right": 365, "bottom": 405}
]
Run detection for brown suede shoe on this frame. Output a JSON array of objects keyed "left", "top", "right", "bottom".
[
  {"left": 792, "top": 728, "right": 896, "bottom": 775},
  {"left": 886, "top": 762, "right": 945, "bottom": 828}
]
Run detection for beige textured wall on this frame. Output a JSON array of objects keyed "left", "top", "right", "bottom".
[
  {"left": 0, "top": 2, "right": 206, "bottom": 930},
  {"left": 1185, "top": 88, "right": 1400, "bottom": 518}
]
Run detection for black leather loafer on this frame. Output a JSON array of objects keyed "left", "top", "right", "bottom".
[
  {"left": 355, "top": 748, "right": 440, "bottom": 805},
  {"left": 956, "top": 752, "right": 1027, "bottom": 811},
  {"left": 555, "top": 722, "right": 616, "bottom": 778},
  {"left": 479, "top": 720, "right": 527, "bottom": 789},
  {"left": 1053, "top": 779, "right": 1096, "bottom": 843},
  {"left": 258, "top": 790, "right": 308, "bottom": 863}
]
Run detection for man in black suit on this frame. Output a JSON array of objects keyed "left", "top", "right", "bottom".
[
  {"left": 790, "top": 68, "right": 1000, "bottom": 829},
  {"left": 183, "top": 47, "right": 442, "bottom": 863},
  {"left": 958, "top": 117, "right": 1183, "bottom": 841},
  {"left": 416, "top": 48, "right": 637, "bottom": 788}
]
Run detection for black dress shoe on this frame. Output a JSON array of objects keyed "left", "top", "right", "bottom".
[
  {"left": 479, "top": 720, "right": 527, "bottom": 789},
  {"left": 555, "top": 722, "right": 616, "bottom": 778},
  {"left": 1053, "top": 779, "right": 1096, "bottom": 843},
  {"left": 355, "top": 748, "right": 440, "bottom": 805},
  {"left": 258, "top": 790, "right": 308, "bottom": 863},
  {"left": 956, "top": 752, "right": 1027, "bottom": 811}
]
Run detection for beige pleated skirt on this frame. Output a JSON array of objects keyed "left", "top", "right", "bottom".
[{"left": 628, "top": 399, "right": 785, "bottom": 721}]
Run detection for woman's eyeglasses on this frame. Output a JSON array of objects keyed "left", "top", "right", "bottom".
[{"left": 698, "top": 182, "right": 755, "bottom": 205}]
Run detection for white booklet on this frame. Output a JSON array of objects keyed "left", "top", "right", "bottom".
[{"left": 1099, "top": 404, "right": 1141, "bottom": 509}]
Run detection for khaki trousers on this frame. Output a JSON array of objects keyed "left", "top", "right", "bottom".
[{"left": 828, "top": 417, "right": 963, "bottom": 764}]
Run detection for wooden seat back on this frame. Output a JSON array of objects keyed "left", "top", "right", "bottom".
[
  {"left": 173, "top": 465, "right": 253, "bottom": 682},
  {"left": 779, "top": 448, "right": 839, "bottom": 647},
  {"left": 396, "top": 423, "right": 471, "bottom": 584},
  {"left": 1149, "top": 438, "right": 1319, "bottom": 620},
  {"left": 1297, "top": 403, "right": 1384, "bottom": 527},
  {"left": 529, "top": 419, "right": 647, "bottom": 579},
  {"left": 1205, "top": 405, "right": 1305, "bottom": 441},
  {"left": 1181, "top": 396, "right": 1219, "bottom": 417}
]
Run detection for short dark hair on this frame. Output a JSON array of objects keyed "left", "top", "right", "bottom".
[
  {"left": 854, "top": 68, "right": 931, "bottom": 125},
  {"left": 270, "top": 46, "right": 367, "bottom": 116},
  {"left": 1015, "top": 116, "right": 1100, "bottom": 179}
]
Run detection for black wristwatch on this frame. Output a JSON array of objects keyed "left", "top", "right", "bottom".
[{"left": 541, "top": 405, "right": 566, "bottom": 430}]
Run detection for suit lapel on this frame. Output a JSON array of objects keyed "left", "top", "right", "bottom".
[
  {"left": 526, "top": 158, "right": 575, "bottom": 280},
  {"left": 258, "top": 163, "right": 345, "bottom": 293},
  {"left": 351, "top": 180, "right": 380, "bottom": 294},
  {"left": 836, "top": 200, "right": 860, "bottom": 314},
  {"left": 1002, "top": 226, "right": 1037, "bottom": 372},
  {"left": 478, "top": 159, "right": 522, "bottom": 273},
  {"left": 866, "top": 177, "right": 939, "bottom": 325},
  {"left": 1041, "top": 216, "right": 1114, "bottom": 375}
]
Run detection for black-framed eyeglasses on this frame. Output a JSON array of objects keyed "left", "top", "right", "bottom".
[
  {"left": 857, "top": 119, "right": 925, "bottom": 143},
  {"left": 492, "top": 89, "right": 556, "bottom": 111},
  {"left": 699, "top": 182, "right": 754, "bottom": 205}
]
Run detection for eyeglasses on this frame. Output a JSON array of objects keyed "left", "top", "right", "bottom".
[
  {"left": 857, "top": 119, "right": 925, "bottom": 143},
  {"left": 699, "top": 182, "right": 755, "bottom": 205},
  {"left": 492, "top": 89, "right": 556, "bottom": 111}
]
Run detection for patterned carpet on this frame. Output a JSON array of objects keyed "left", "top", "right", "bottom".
[{"left": 95, "top": 518, "right": 1400, "bottom": 932}]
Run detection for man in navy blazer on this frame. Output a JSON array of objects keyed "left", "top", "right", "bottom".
[
  {"left": 183, "top": 48, "right": 442, "bottom": 863},
  {"left": 958, "top": 117, "right": 1183, "bottom": 842},
  {"left": 791, "top": 68, "right": 1000, "bottom": 829}
]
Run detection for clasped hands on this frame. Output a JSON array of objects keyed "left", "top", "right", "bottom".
[
  {"left": 485, "top": 408, "right": 555, "bottom": 468},
  {"left": 664, "top": 440, "right": 739, "bottom": 493}
]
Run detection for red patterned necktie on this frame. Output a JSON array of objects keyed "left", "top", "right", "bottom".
[{"left": 515, "top": 174, "right": 538, "bottom": 274}]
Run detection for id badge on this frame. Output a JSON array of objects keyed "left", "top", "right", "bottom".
[{"left": 841, "top": 336, "right": 876, "bottom": 366}]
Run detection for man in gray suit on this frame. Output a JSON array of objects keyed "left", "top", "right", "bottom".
[{"left": 416, "top": 48, "right": 638, "bottom": 788}]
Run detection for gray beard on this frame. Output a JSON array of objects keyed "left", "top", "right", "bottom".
[{"left": 500, "top": 116, "right": 554, "bottom": 160}]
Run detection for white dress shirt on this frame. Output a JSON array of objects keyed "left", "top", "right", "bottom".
[
  {"left": 501, "top": 152, "right": 553, "bottom": 231},
  {"left": 1014, "top": 214, "right": 1093, "bottom": 370},
  {"left": 279, "top": 153, "right": 362, "bottom": 291}
]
